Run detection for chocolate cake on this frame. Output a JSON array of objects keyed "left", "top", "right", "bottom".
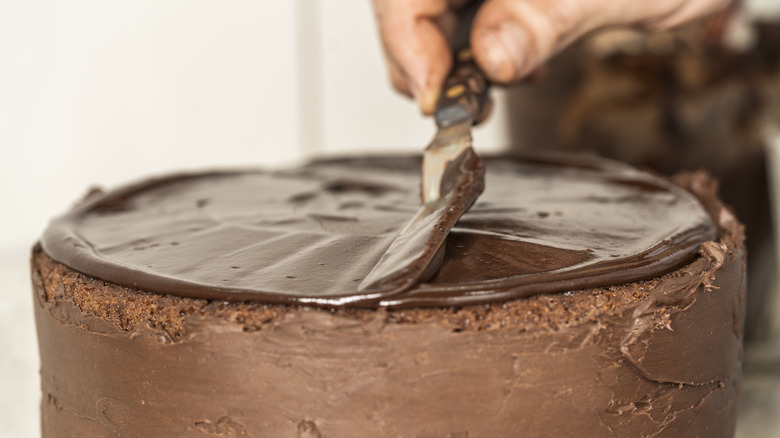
[{"left": 32, "top": 152, "right": 746, "bottom": 437}]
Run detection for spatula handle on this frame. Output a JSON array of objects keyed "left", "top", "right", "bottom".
[{"left": 434, "top": 0, "right": 491, "bottom": 129}]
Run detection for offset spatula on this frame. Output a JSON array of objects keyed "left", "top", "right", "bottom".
[{"left": 358, "top": 1, "right": 491, "bottom": 297}]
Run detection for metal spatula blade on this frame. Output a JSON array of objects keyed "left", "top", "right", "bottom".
[
  {"left": 358, "top": 1, "right": 490, "bottom": 297},
  {"left": 357, "top": 140, "right": 484, "bottom": 294}
]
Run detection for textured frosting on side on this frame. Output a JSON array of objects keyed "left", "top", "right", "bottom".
[{"left": 41, "top": 152, "right": 716, "bottom": 308}]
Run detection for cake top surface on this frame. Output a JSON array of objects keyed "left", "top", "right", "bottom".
[{"left": 42, "top": 152, "right": 715, "bottom": 309}]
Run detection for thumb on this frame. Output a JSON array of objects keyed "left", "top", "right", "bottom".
[
  {"left": 470, "top": 0, "right": 731, "bottom": 84},
  {"left": 470, "top": 0, "right": 595, "bottom": 84}
]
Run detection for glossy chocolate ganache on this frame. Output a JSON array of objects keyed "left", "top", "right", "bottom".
[{"left": 42, "top": 153, "right": 715, "bottom": 308}]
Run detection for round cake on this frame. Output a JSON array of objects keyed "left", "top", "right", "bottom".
[{"left": 32, "top": 152, "right": 746, "bottom": 437}]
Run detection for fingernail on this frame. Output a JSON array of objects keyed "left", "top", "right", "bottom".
[
  {"left": 417, "top": 89, "right": 438, "bottom": 115},
  {"left": 479, "top": 22, "right": 531, "bottom": 83},
  {"left": 408, "top": 78, "right": 437, "bottom": 115}
]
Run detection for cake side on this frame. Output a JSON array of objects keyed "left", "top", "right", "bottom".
[{"left": 31, "top": 172, "right": 746, "bottom": 437}]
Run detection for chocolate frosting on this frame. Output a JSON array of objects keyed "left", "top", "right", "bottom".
[
  {"left": 41, "top": 152, "right": 715, "bottom": 308},
  {"left": 31, "top": 166, "right": 745, "bottom": 437},
  {"left": 31, "top": 183, "right": 746, "bottom": 437}
]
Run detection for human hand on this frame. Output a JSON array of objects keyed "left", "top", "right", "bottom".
[{"left": 372, "top": 0, "right": 731, "bottom": 115}]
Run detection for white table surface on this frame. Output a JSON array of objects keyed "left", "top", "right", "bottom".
[{"left": 0, "top": 246, "right": 42, "bottom": 438}]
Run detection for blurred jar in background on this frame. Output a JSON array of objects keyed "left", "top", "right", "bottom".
[{"left": 503, "top": 10, "right": 780, "bottom": 343}]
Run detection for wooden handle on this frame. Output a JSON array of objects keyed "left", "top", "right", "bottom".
[{"left": 434, "top": 0, "right": 490, "bottom": 129}]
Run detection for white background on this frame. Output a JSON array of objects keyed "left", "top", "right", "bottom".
[{"left": 1, "top": 1, "right": 779, "bottom": 437}]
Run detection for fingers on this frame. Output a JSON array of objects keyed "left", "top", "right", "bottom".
[
  {"left": 599, "top": 0, "right": 732, "bottom": 31},
  {"left": 375, "top": 0, "right": 730, "bottom": 115},
  {"left": 470, "top": 0, "right": 731, "bottom": 84},
  {"left": 373, "top": 0, "right": 455, "bottom": 114},
  {"left": 471, "top": 0, "right": 622, "bottom": 84}
]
